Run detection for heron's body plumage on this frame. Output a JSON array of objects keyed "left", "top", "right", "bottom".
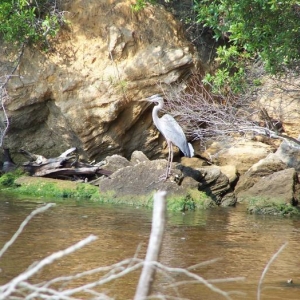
[{"left": 145, "top": 94, "right": 193, "bottom": 179}]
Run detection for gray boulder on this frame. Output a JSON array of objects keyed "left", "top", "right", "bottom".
[
  {"left": 97, "top": 159, "right": 216, "bottom": 210},
  {"left": 276, "top": 140, "right": 300, "bottom": 171},
  {"left": 237, "top": 168, "right": 299, "bottom": 207},
  {"left": 235, "top": 153, "right": 287, "bottom": 196}
]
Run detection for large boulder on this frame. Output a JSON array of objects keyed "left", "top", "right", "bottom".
[
  {"left": 275, "top": 139, "right": 300, "bottom": 171},
  {"left": 237, "top": 168, "right": 299, "bottom": 207},
  {"left": 97, "top": 159, "right": 216, "bottom": 210},
  {"left": 177, "top": 164, "right": 234, "bottom": 205},
  {"left": 235, "top": 153, "right": 287, "bottom": 195},
  {"left": 96, "top": 153, "right": 235, "bottom": 208},
  {"left": 1, "top": 0, "right": 197, "bottom": 163}
]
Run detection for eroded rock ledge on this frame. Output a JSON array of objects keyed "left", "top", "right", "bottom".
[{"left": 1, "top": 0, "right": 197, "bottom": 163}]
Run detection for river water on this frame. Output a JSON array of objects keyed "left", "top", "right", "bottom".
[{"left": 0, "top": 193, "right": 300, "bottom": 299}]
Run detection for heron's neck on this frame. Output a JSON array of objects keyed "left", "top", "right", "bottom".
[{"left": 152, "top": 103, "right": 163, "bottom": 130}]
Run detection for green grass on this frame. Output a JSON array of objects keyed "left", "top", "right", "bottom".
[
  {"left": 0, "top": 172, "right": 213, "bottom": 211},
  {"left": 94, "top": 188, "right": 214, "bottom": 211},
  {"left": 247, "top": 197, "right": 300, "bottom": 216},
  {"left": 16, "top": 181, "right": 100, "bottom": 199},
  {"left": 0, "top": 172, "right": 99, "bottom": 200}
]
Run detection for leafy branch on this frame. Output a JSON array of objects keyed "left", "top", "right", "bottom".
[
  {"left": 194, "top": 0, "right": 300, "bottom": 94},
  {"left": 0, "top": 0, "right": 66, "bottom": 48}
]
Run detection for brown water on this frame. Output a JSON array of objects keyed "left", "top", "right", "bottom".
[{"left": 1, "top": 193, "right": 300, "bottom": 299}]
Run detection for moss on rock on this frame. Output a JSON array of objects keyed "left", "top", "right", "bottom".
[{"left": 247, "top": 197, "right": 300, "bottom": 216}]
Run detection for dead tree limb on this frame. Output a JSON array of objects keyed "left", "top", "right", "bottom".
[
  {"left": 19, "top": 148, "right": 112, "bottom": 180},
  {"left": 134, "top": 190, "right": 167, "bottom": 300}
]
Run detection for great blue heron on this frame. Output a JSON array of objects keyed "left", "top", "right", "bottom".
[{"left": 141, "top": 94, "right": 194, "bottom": 179}]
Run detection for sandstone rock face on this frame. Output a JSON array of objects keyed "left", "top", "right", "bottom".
[
  {"left": 257, "top": 76, "right": 300, "bottom": 139},
  {"left": 1, "top": 0, "right": 197, "bottom": 162}
]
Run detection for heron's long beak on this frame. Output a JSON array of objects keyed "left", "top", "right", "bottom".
[{"left": 138, "top": 94, "right": 162, "bottom": 102}]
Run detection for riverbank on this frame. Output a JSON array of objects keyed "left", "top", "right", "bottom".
[
  {"left": 1, "top": 167, "right": 300, "bottom": 216},
  {"left": 0, "top": 174, "right": 212, "bottom": 211}
]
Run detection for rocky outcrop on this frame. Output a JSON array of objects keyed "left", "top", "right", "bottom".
[
  {"left": 177, "top": 164, "right": 233, "bottom": 205},
  {"left": 257, "top": 76, "right": 300, "bottom": 138},
  {"left": 92, "top": 151, "right": 235, "bottom": 208},
  {"left": 239, "top": 168, "right": 299, "bottom": 213},
  {"left": 275, "top": 139, "right": 300, "bottom": 171},
  {"left": 235, "top": 153, "right": 287, "bottom": 195},
  {"left": 1, "top": 0, "right": 197, "bottom": 163},
  {"left": 202, "top": 139, "right": 274, "bottom": 175}
]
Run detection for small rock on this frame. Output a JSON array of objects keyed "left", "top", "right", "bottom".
[{"left": 130, "top": 151, "right": 149, "bottom": 165}]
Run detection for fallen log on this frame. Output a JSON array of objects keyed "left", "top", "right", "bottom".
[
  {"left": 33, "top": 167, "right": 112, "bottom": 178},
  {"left": 20, "top": 148, "right": 112, "bottom": 181}
]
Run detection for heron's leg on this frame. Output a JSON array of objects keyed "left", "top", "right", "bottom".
[
  {"left": 168, "top": 143, "right": 174, "bottom": 177},
  {"left": 164, "top": 141, "right": 172, "bottom": 179}
]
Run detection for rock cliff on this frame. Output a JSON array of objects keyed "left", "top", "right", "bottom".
[{"left": 1, "top": 0, "right": 197, "bottom": 162}]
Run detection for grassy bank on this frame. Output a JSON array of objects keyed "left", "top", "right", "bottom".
[{"left": 0, "top": 172, "right": 212, "bottom": 211}]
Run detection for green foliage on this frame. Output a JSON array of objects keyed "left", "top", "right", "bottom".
[
  {"left": 95, "top": 189, "right": 212, "bottom": 211},
  {"left": 248, "top": 198, "right": 300, "bottom": 216},
  {"left": 0, "top": 170, "right": 24, "bottom": 188},
  {"left": 167, "top": 190, "right": 214, "bottom": 211},
  {"left": 195, "top": 0, "right": 300, "bottom": 93},
  {"left": 0, "top": 0, "right": 64, "bottom": 47},
  {"left": 131, "top": 0, "right": 157, "bottom": 12}
]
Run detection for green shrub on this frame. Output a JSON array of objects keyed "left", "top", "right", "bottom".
[
  {"left": 195, "top": 0, "right": 300, "bottom": 93},
  {"left": 0, "top": 170, "right": 24, "bottom": 188},
  {"left": 0, "top": 0, "right": 65, "bottom": 47}
]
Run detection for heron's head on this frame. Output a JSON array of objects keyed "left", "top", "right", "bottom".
[{"left": 139, "top": 94, "right": 164, "bottom": 105}]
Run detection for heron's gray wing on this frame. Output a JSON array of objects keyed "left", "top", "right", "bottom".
[{"left": 159, "top": 114, "right": 191, "bottom": 157}]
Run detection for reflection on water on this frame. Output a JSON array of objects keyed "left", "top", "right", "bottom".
[{"left": 0, "top": 193, "right": 300, "bottom": 299}]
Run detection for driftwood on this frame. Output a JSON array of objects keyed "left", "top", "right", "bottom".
[{"left": 20, "top": 148, "right": 112, "bottom": 181}]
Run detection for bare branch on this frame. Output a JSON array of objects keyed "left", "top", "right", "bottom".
[
  {"left": 162, "top": 75, "right": 300, "bottom": 147},
  {"left": 0, "top": 43, "right": 25, "bottom": 147},
  {"left": 257, "top": 242, "right": 288, "bottom": 300},
  {"left": 0, "top": 203, "right": 55, "bottom": 259},
  {"left": 0, "top": 235, "right": 97, "bottom": 299},
  {"left": 153, "top": 261, "right": 244, "bottom": 300}
]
